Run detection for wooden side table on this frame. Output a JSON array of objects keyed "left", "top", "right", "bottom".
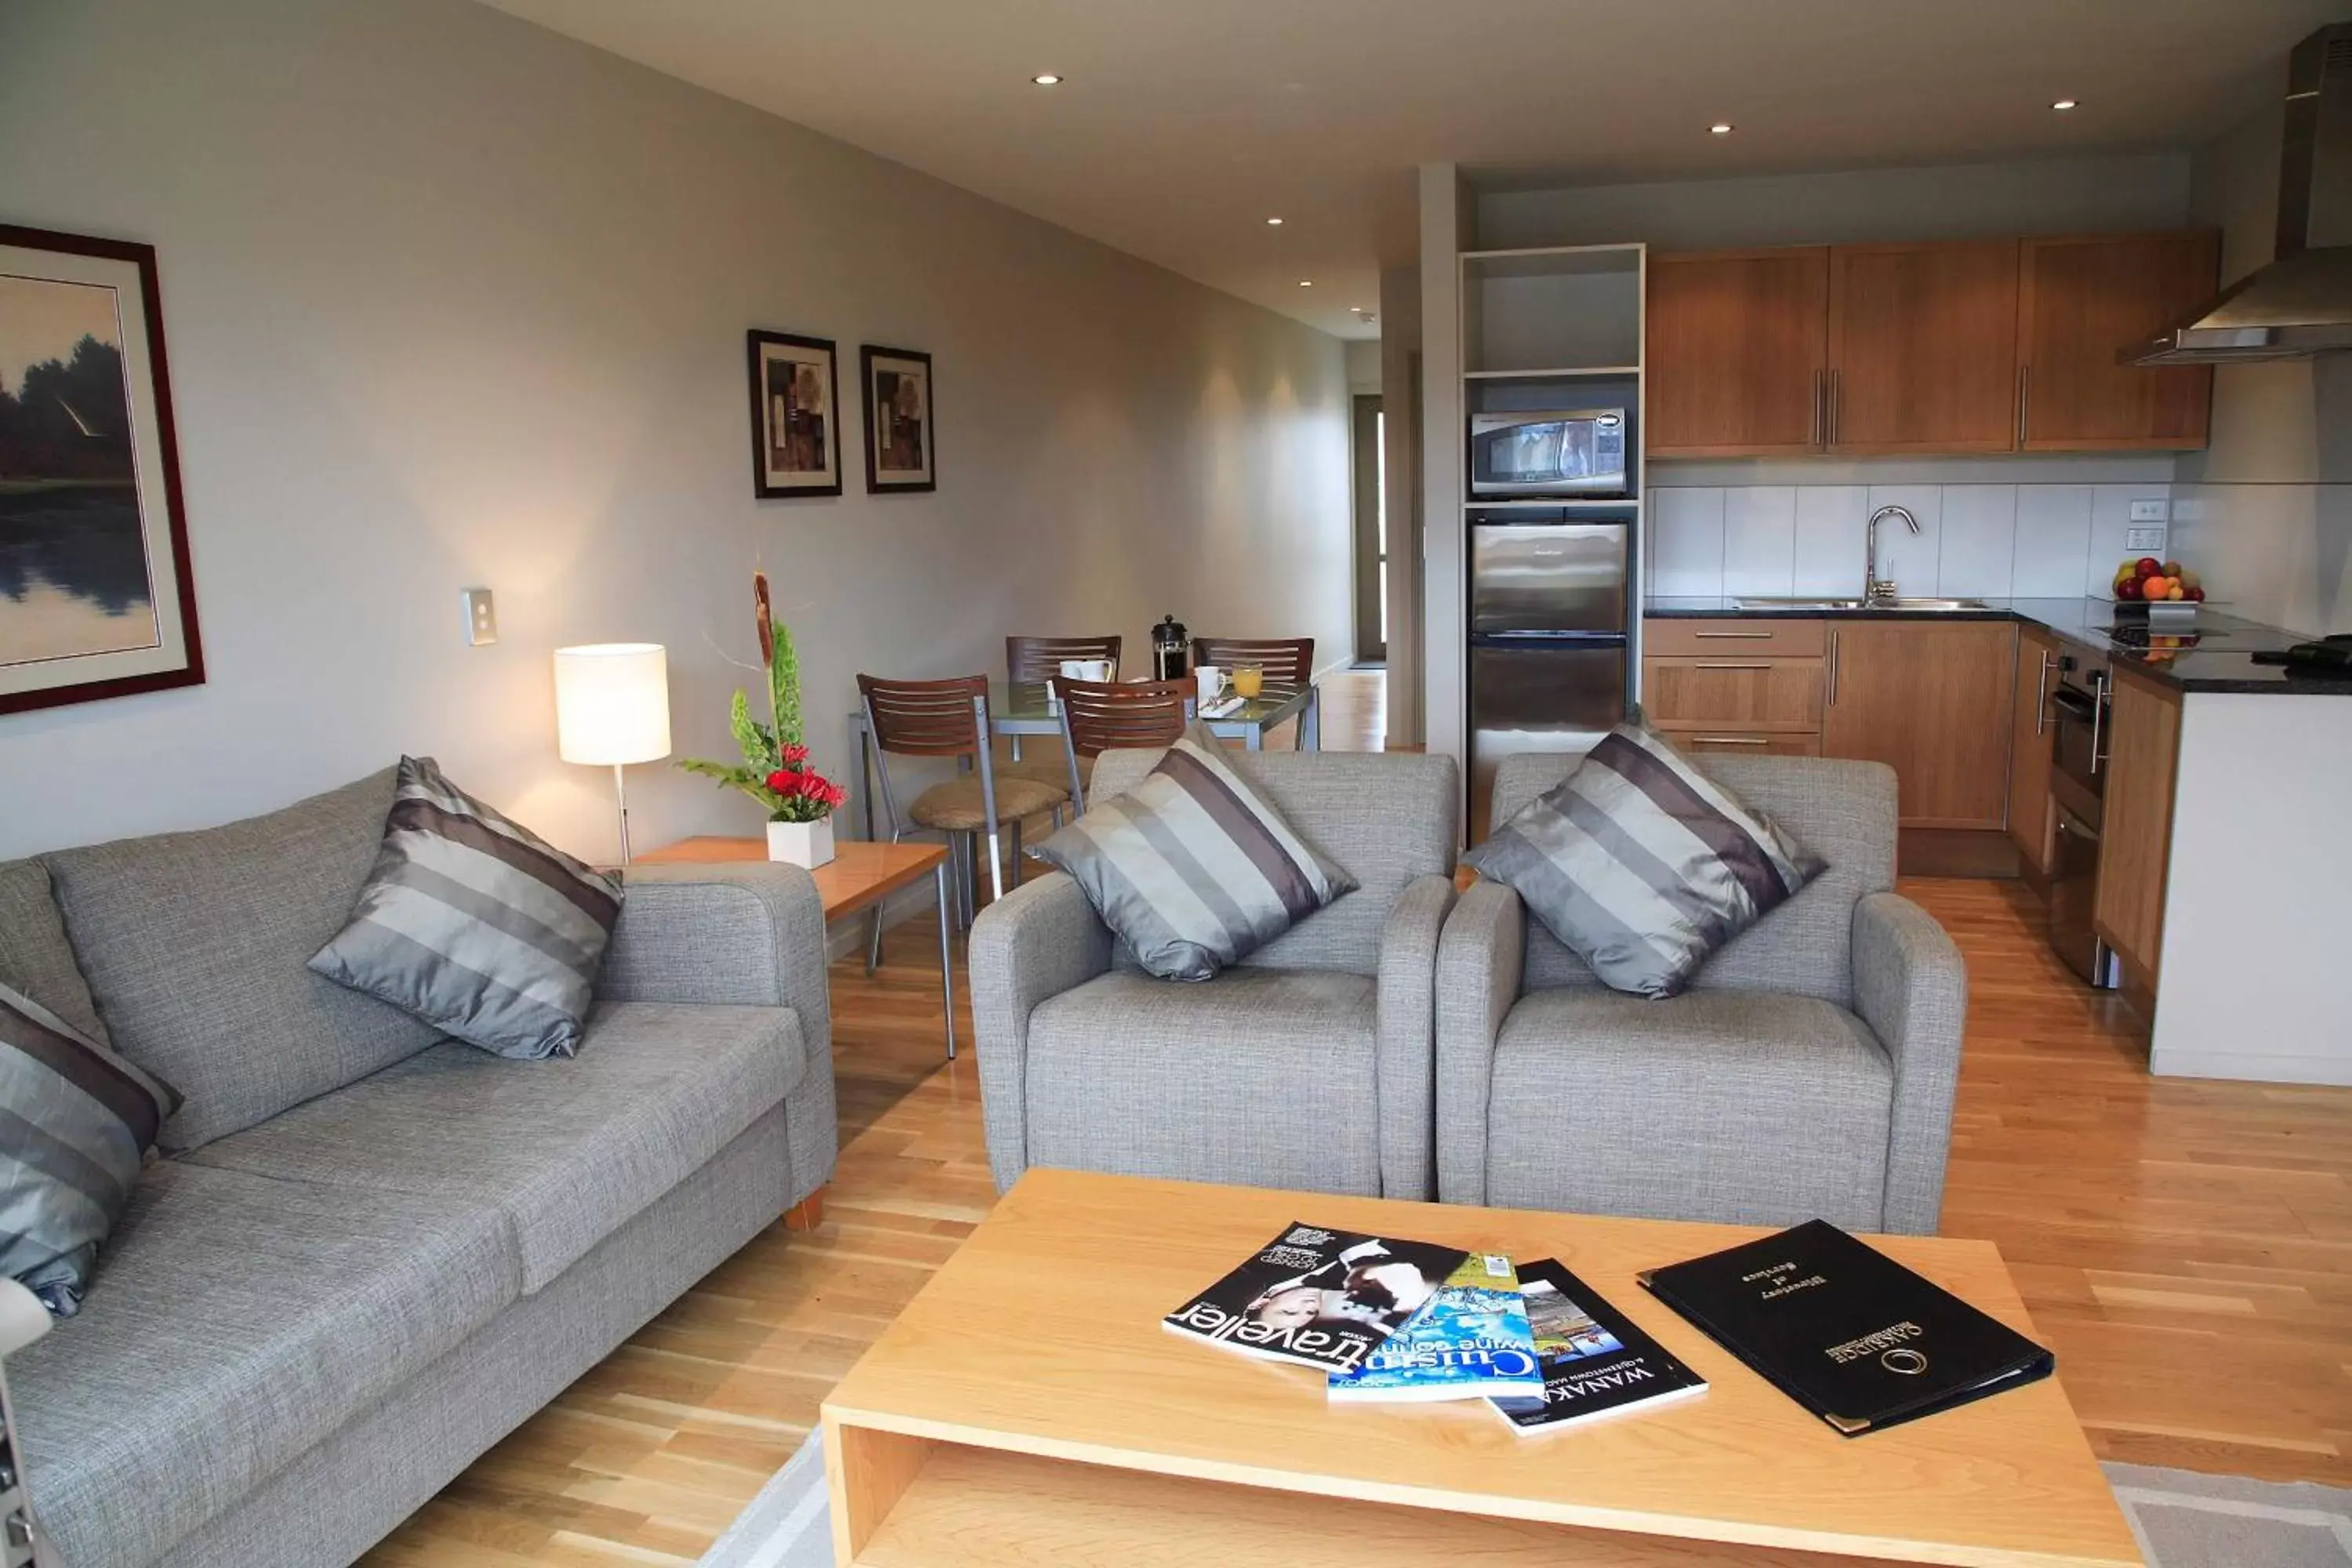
[{"left": 633, "top": 837, "right": 959, "bottom": 1060}]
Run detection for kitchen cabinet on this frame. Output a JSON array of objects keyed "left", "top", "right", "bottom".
[
  {"left": 1642, "top": 657, "right": 1824, "bottom": 731},
  {"left": 1647, "top": 249, "right": 1830, "bottom": 456},
  {"left": 2094, "top": 666, "right": 2182, "bottom": 989},
  {"left": 2019, "top": 231, "right": 2220, "bottom": 450},
  {"left": 1827, "top": 240, "right": 2021, "bottom": 453},
  {"left": 2006, "top": 626, "right": 2060, "bottom": 877},
  {"left": 1820, "top": 620, "right": 2018, "bottom": 829}
]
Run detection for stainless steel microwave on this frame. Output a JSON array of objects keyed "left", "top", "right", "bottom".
[{"left": 1468, "top": 408, "right": 1628, "bottom": 498}]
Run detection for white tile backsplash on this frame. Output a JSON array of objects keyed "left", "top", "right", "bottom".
[
  {"left": 1649, "top": 479, "right": 2165, "bottom": 603},
  {"left": 1650, "top": 486, "right": 1726, "bottom": 597},
  {"left": 1936, "top": 485, "right": 2018, "bottom": 598},
  {"left": 1791, "top": 486, "right": 1869, "bottom": 596},
  {"left": 1722, "top": 487, "right": 1796, "bottom": 597},
  {"left": 2011, "top": 485, "right": 2095, "bottom": 597}
]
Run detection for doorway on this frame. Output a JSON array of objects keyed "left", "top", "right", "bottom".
[{"left": 1352, "top": 393, "right": 1386, "bottom": 664}]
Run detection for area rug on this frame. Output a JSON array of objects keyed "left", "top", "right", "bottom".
[{"left": 695, "top": 1435, "right": 2352, "bottom": 1567}]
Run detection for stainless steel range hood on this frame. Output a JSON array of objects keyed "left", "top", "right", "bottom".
[{"left": 2129, "top": 22, "right": 2352, "bottom": 365}]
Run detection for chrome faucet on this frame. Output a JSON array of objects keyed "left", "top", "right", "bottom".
[{"left": 1866, "top": 505, "right": 1920, "bottom": 603}]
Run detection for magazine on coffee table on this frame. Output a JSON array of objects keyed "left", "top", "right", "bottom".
[
  {"left": 1327, "top": 1252, "right": 1544, "bottom": 1403},
  {"left": 1490, "top": 1259, "right": 1707, "bottom": 1433},
  {"left": 1163, "top": 1221, "right": 1467, "bottom": 1375}
]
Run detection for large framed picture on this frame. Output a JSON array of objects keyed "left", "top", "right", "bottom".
[
  {"left": 747, "top": 329, "right": 840, "bottom": 499},
  {"left": 860, "top": 344, "right": 934, "bottom": 494},
  {"left": 0, "top": 225, "right": 203, "bottom": 716}
]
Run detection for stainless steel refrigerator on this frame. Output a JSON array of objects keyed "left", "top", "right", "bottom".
[{"left": 1468, "top": 514, "right": 1630, "bottom": 816}]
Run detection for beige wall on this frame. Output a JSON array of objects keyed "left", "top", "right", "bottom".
[
  {"left": 2172, "top": 104, "right": 2352, "bottom": 635},
  {"left": 0, "top": 0, "right": 1351, "bottom": 861}
]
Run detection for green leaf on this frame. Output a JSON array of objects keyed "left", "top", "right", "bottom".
[{"left": 768, "top": 619, "right": 804, "bottom": 750}]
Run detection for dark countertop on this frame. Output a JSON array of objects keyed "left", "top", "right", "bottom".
[{"left": 1642, "top": 596, "right": 2352, "bottom": 695}]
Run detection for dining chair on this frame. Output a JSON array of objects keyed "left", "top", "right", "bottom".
[
  {"left": 1053, "top": 677, "right": 1193, "bottom": 812},
  {"left": 857, "top": 674, "right": 1071, "bottom": 960},
  {"left": 1191, "top": 636, "right": 1314, "bottom": 686},
  {"left": 1004, "top": 634, "right": 1123, "bottom": 790}
]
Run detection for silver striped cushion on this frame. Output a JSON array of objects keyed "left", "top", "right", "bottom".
[
  {"left": 1030, "top": 723, "right": 1357, "bottom": 981},
  {"left": 1465, "top": 724, "right": 1824, "bottom": 999},
  {"left": 1, "top": 980, "right": 180, "bottom": 1316},
  {"left": 308, "top": 757, "right": 623, "bottom": 1059}
]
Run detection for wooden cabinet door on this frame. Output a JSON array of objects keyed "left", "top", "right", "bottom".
[
  {"left": 2094, "top": 668, "right": 2182, "bottom": 987},
  {"left": 1820, "top": 620, "right": 2018, "bottom": 828},
  {"left": 2006, "top": 626, "right": 2060, "bottom": 876},
  {"left": 1647, "top": 249, "right": 1829, "bottom": 456},
  {"left": 1642, "top": 657, "right": 1824, "bottom": 731},
  {"left": 1827, "top": 241, "right": 2020, "bottom": 453},
  {"left": 2020, "top": 231, "right": 2220, "bottom": 450}
]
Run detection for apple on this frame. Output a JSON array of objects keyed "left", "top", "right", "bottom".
[
  {"left": 2136, "top": 557, "right": 2163, "bottom": 579},
  {"left": 2114, "top": 576, "right": 2141, "bottom": 600},
  {"left": 2187, "top": 585, "right": 2206, "bottom": 601}
]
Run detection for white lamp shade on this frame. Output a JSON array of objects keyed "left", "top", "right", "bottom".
[{"left": 554, "top": 644, "right": 672, "bottom": 765}]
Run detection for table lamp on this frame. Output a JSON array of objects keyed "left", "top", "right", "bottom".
[{"left": 554, "top": 643, "right": 671, "bottom": 862}]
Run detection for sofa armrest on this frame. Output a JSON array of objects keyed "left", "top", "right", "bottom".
[
  {"left": 1434, "top": 878, "right": 1524, "bottom": 1207},
  {"left": 968, "top": 871, "right": 1113, "bottom": 1192},
  {"left": 1853, "top": 891, "right": 1968, "bottom": 1236},
  {"left": 1373, "top": 873, "right": 1457, "bottom": 1200}
]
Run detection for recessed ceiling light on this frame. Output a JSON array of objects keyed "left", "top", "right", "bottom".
[
  {"left": 1266, "top": 216, "right": 1284, "bottom": 226},
  {"left": 1031, "top": 73, "right": 1062, "bottom": 86},
  {"left": 1709, "top": 122, "right": 1734, "bottom": 136},
  {"left": 2052, "top": 98, "right": 2078, "bottom": 111},
  {"left": 1298, "top": 279, "right": 1313, "bottom": 288}
]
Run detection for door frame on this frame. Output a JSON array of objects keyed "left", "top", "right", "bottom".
[{"left": 1351, "top": 392, "right": 1385, "bottom": 664}]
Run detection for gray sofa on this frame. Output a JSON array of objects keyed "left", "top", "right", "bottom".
[
  {"left": 0, "top": 768, "right": 836, "bottom": 1568},
  {"left": 970, "top": 748, "right": 1457, "bottom": 1199},
  {"left": 1437, "top": 753, "right": 1965, "bottom": 1236}
]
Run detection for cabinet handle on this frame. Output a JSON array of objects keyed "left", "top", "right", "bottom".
[
  {"left": 1692, "top": 735, "right": 1769, "bottom": 746},
  {"left": 1693, "top": 630, "right": 1773, "bottom": 640},
  {"left": 1828, "top": 368, "right": 1841, "bottom": 445},
  {"left": 2089, "top": 673, "right": 2108, "bottom": 775},
  {"left": 1693, "top": 662, "right": 1774, "bottom": 671},
  {"left": 2016, "top": 365, "right": 2030, "bottom": 448},
  {"left": 1828, "top": 627, "right": 1840, "bottom": 704},
  {"left": 2033, "top": 649, "right": 2053, "bottom": 737},
  {"left": 1811, "top": 368, "right": 1824, "bottom": 447}
]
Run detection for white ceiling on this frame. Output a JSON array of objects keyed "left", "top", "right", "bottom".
[{"left": 485, "top": 0, "right": 2342, "bottom": 340}]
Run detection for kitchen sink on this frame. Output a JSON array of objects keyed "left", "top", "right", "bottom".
[{"left": 1733, "top": 596, "right": 1990, "bottom": 612}]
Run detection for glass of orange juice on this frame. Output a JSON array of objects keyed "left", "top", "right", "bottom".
[{"left": 1232, "top": 664, "right": 1265, "bottom": 699}]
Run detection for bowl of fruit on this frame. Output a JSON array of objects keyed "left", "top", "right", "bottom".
[{"left": 2112, "top": 557, "right": 2205, "bottom": 622}]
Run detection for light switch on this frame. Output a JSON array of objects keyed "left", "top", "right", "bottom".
[
  {"left": 462, "top": 587, "right": 497, "bottom": 647},
  {"left": 2128, "top": 499, "right": 2169, "bottom": 522},
  {"left": 2125, "top": 526, "right": 2168, "bottom": 554}
]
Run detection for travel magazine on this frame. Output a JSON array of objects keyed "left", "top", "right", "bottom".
[
  {"left": 1327, "top": 1252, "right": 1544, "bottom": 1403},
  {"left": 1489, "top": 1259, "right": 1707, "bottom": 1433},
  {"left": 1161, "top": 1221, "right": 1466, "bottom": 1375}
]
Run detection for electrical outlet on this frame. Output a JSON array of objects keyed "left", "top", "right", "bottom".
[
  {"left": 461, "top": 587, "right": 497, "bottom": 646},
  {"left": 2128, "top": 498, "right": 2169, "bottom": 522},
  {"left": 2125, "top": 526, "right": 2168, "bottom": 554}
]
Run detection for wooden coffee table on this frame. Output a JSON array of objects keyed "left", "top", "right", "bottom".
[{"left": 822, "top": 1169, "right": 2141, "bottom": 1567}]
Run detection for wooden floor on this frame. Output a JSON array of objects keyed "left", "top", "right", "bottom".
[{"left": 365, "top": 670, "right": 2352, "bottom": 1565}]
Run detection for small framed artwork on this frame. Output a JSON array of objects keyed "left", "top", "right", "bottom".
[
  {"left": 860, "top": 344, "right": 934, "bottom": 494},
  {"left": 0, "top": 224, "right": 204, "bottom": 716},
  {"left": 747, "top": 329, "right": 841, "bottom": 499}
]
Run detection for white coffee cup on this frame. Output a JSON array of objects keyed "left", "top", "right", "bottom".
[
  {"left": 1058, "top": 658, "right": 1113, "bottom": 684},
  {"left": 1196, "top": 665, "right": 1225, "bottom": 704}
]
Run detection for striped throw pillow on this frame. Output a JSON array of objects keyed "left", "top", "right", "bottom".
[
  {"left": 308, "top": 757, "right": 623, "bottom": 1059},
  {"left": 1029, "top": 723, "right": 1357, "bottom": 981},
  {"left": 2, "top": 981, "right": 181, "bottom": 1316},
  {"left": 1465, "top": 724, "right": 1824, "bottom": 999}
]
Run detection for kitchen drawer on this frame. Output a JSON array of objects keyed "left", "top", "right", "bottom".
[
  {"left": 1656, "top": 726, "right": 1823, "bottom": 758},
  {"left": 1643, "top": 656, "right": 1824, "bottom": 730},
  {"left": 1643, "top": 617, "right": 1827, "bottom": 657}
]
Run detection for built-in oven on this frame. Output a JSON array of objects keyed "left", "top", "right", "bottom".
[{"left": 2045, "top": 648, "right": 2121, "bottom": 989}]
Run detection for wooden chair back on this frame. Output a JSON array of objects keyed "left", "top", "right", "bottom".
[
  {"left": 1006, "top": 634, "right": 1123, "bottom": 684},
  {"left": 857, "top": 673, "right": 988, "bottom": 758},
  {"left": 1192, "top": 637, "right": 1313, "bottom": 685},
  {"left": 1057, "top": 677, "right": 1192, "bottom": 760}
]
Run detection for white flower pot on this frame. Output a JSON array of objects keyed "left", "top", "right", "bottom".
[{"left": 767, "top": 817, "right": 835, "bottom": 869}]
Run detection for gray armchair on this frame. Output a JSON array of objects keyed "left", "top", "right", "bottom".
[
  {"left": 969, "top": 749, "right": 1458, "bottom": 1199},
  {"left": 1436, "top": 754, "right": 1965, "bottom": 1236}
]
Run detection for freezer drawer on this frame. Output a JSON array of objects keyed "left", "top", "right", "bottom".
[
  {"left": 1470, "top": 522, "right": 1628, "bottom": 637},
  {"left": 1469, "top": 639, "right": 1628, "bottom": 824}
]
